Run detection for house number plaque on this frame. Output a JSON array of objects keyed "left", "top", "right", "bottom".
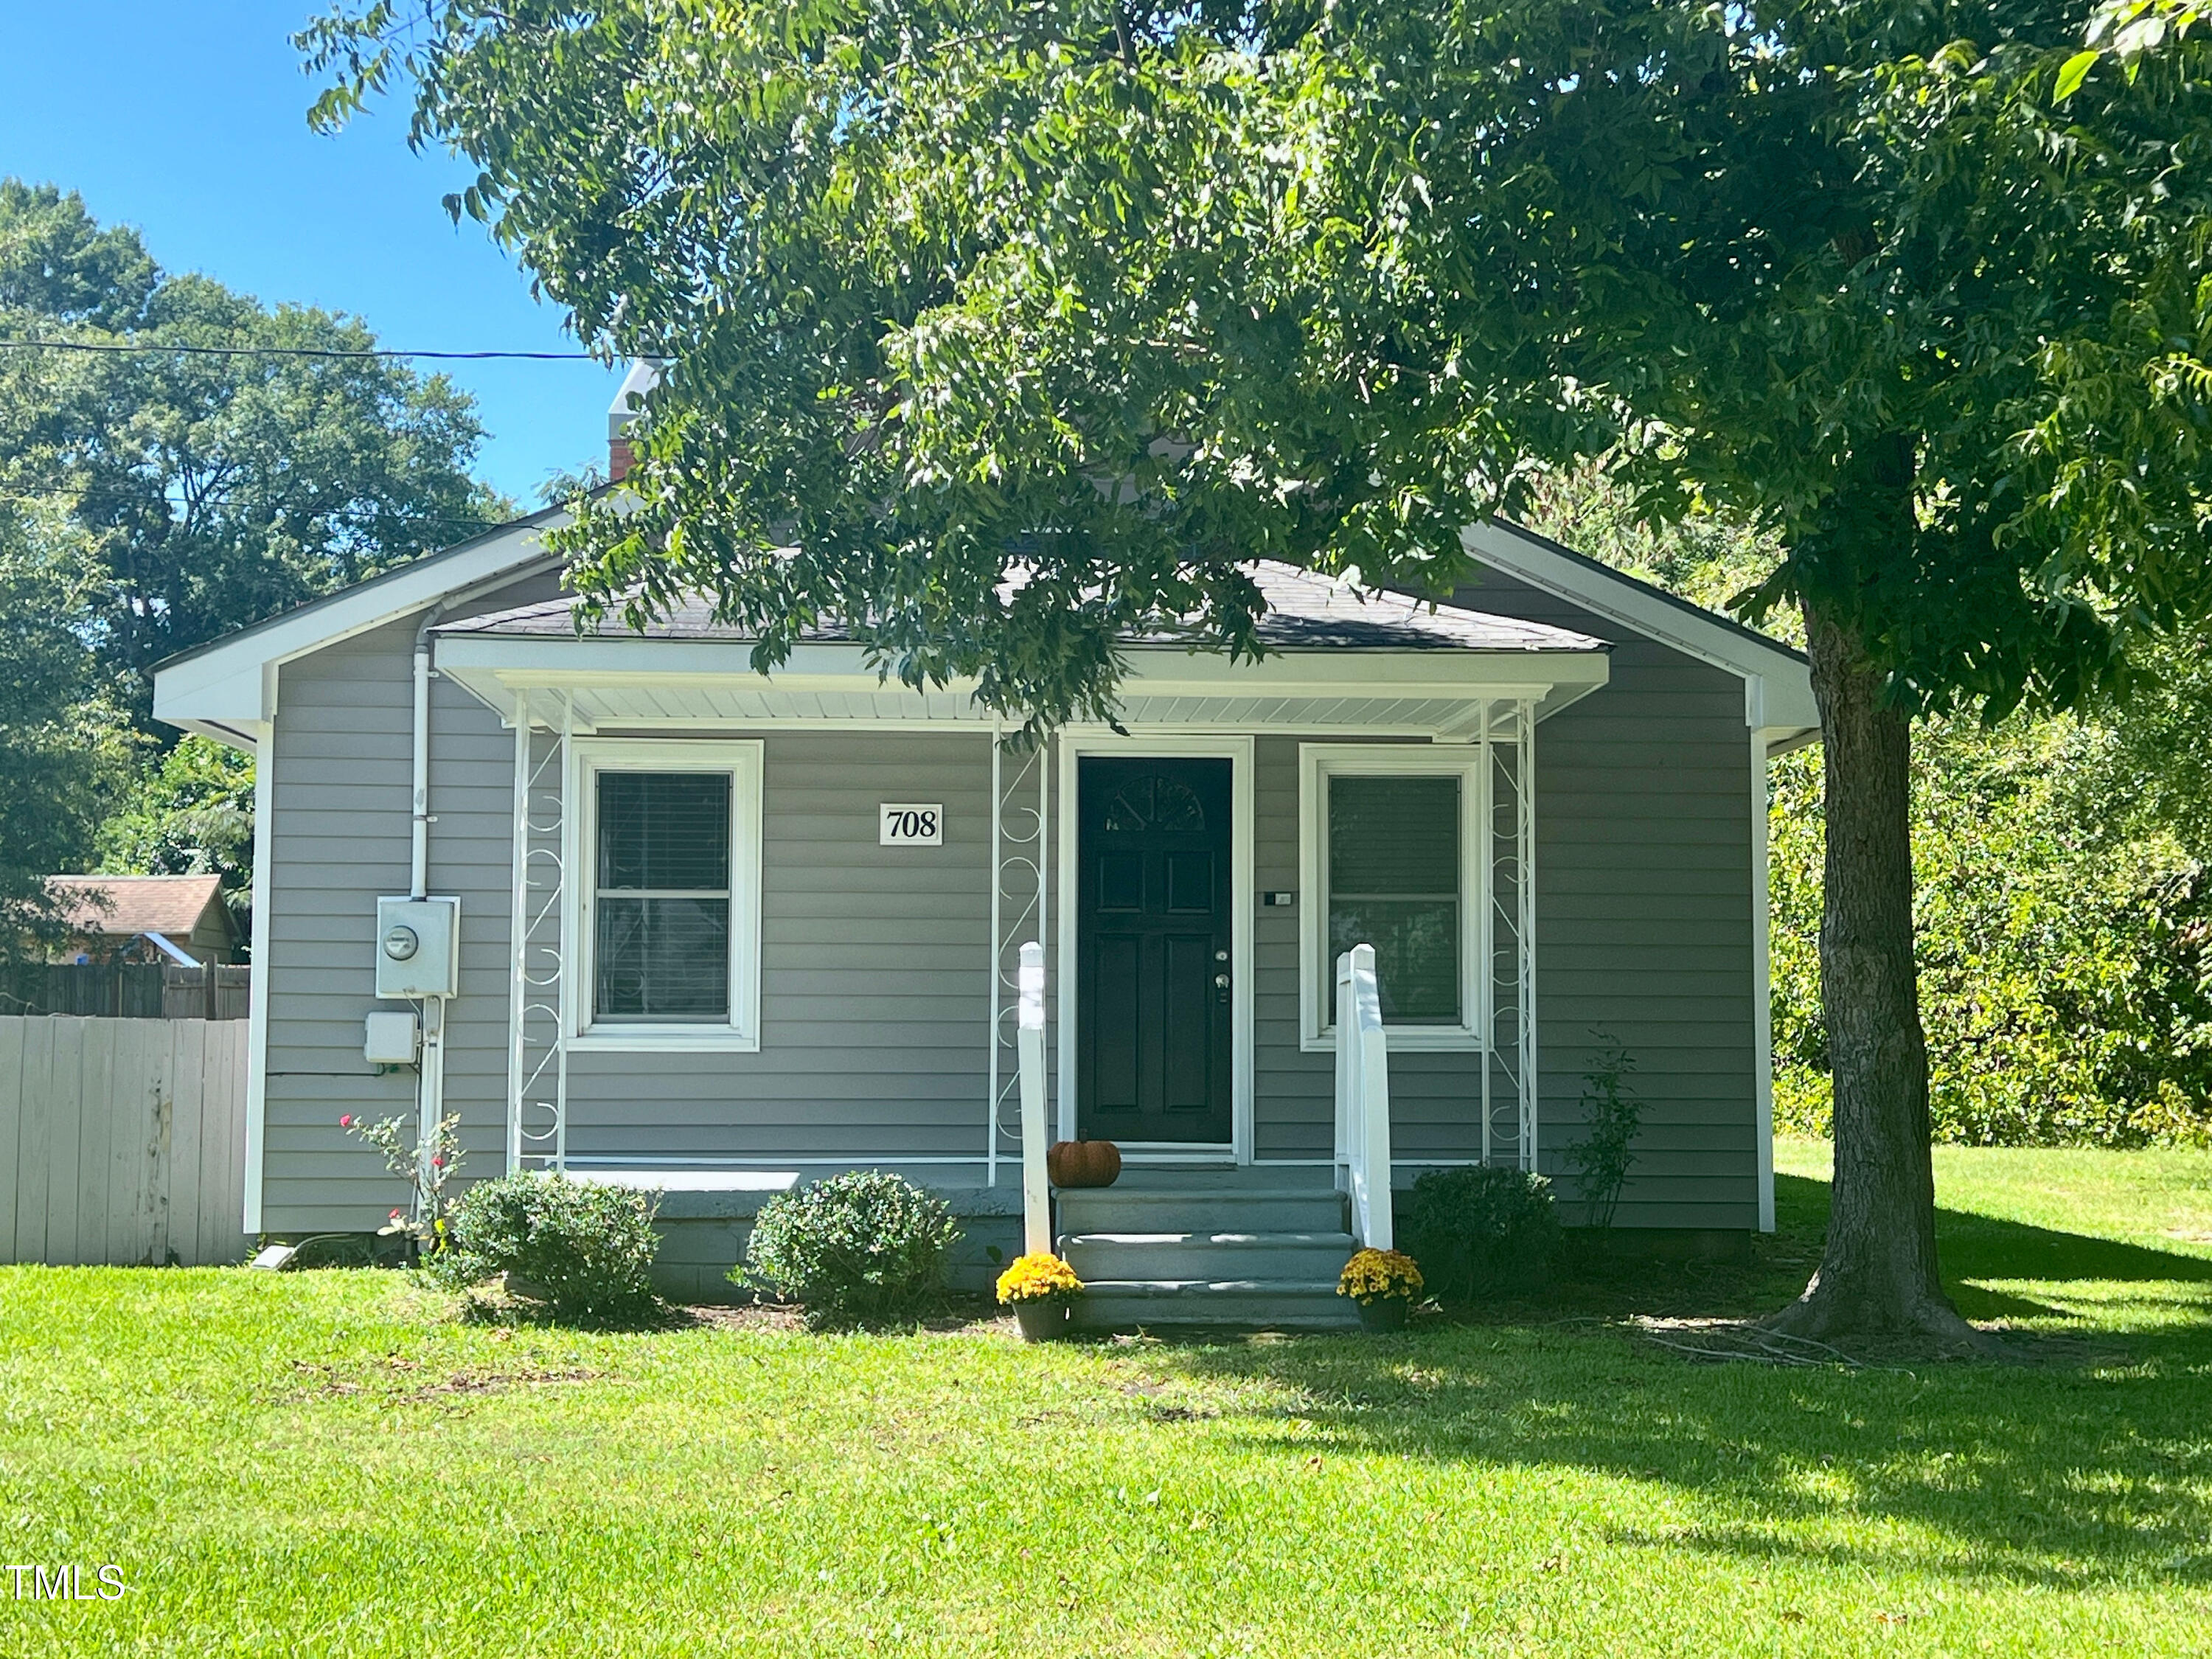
[{"left": 879, "top": 803, "right": 945, "bottom": 846}]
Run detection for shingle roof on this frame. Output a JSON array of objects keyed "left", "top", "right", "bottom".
[
  {"left": 47, "top": 874, "right": 229, "bottom": 940},
  {"left": 436, "top": 560, "right": 1607, "bottom": 654}
]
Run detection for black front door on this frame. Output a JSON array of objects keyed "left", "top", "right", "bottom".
[{"left": 1077, "top": 756, "right": 1234, "bottom": 1144}]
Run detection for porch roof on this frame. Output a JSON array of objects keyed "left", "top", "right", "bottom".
[
  {"left": 437, "top": 560, "right": 1606, "bottom": 654},
  {"left": 431, "top": 563, "right": 1613, "bottom": 737}
]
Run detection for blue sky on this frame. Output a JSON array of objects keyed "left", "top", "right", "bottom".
[{"left": 0, "top": 0, "right": 620, "bottom": 504}]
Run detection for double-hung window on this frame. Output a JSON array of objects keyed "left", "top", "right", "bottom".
[
  {"left": 1299, "top": 745, "right": 1484, "bottom": 1050},
  {"left": 571, "top": 740, "right": 762, "bottom": 1049}
]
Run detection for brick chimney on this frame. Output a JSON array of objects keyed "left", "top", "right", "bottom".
[{"left": 607, "top": 359, "right": 661, "bottom": 482}]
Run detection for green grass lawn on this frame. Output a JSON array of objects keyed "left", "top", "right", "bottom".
[{"left": 2, "top": 1141, "right": 2208, "bottom": 1657}]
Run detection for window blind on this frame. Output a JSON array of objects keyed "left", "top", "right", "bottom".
[
  {"left": 594, "top": 771, "right": 732, "bottom": 1023},
  {"left": 1327, "top": 773, "right": 1460, "bottom": 1023}
]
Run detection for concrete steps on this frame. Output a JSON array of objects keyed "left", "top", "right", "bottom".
[
  {"left": 1057, "top": 1186, "right": 1348, "bottom": 1237},
  {"left": 1071, "top": 1277, "right": 1357, "bottom": 1332},
  {"left": 1062, "top": 1230, "right": 1356, "bottom": 1283},
  {"left": 1056, "top": 1172, "right": 1358, "bottom": 1331}
]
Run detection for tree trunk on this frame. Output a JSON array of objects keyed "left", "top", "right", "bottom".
[{"left": 1766, "top": 595, "right": 1983, "bottom": 1349}]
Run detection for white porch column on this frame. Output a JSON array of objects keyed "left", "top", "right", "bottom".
[{"left": 1018, "top": 942, "right": 1051, "bottom": 1256}]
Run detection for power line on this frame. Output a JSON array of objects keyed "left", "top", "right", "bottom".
[
  {"left": 0, "top": 487, "right": 525, "bottom": 535},
  {"left": 0, "top": 338, "right": 613, "bottom": 361}
]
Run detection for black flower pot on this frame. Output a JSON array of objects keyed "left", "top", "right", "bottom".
[
  {"left": 1013, "top": 1301, "right": 1068, "bottom": 1341},
  {"left": 1355, "top": 1295, "right": 1409, "bottom": 1333}
]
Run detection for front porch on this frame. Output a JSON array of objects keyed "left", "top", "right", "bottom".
[{"left": 427, "top": 568, "right": 1605, "bottom": 1316}]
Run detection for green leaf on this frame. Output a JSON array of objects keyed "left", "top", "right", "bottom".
[{"left": 2054, "top": 49, "right": 2101, "bottom": 102}]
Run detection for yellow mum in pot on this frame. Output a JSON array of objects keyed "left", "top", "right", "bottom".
[
  {"left": 996, "top": 1252, "right": 1084, "bottom": 1305},
  {"left": 1338, "top": 1247, "right": 1424, "bottom": 1304}
]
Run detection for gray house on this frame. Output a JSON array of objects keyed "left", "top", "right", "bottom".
[{"left": 154, "top": 414, "right": 1815, "bottom": 1317}]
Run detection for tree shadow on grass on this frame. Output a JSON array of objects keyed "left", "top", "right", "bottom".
[
  {"left": 1927, "top": 1181, "right": 2212, "bottom": 1328},
  {"left": 1151, "top": 1169, "right": 2212, "bottom": 1590}
]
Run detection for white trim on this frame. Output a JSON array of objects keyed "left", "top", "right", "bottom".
[
  {"left": 439, "top": 633, "right": 1596, "bottom": 692},
  {"left": 987, "top": 728, "right": 1002, "bottom": 1186},
  {"left": 1055, "top": 731, "right": 1255, "bottom": 1164},
  {"left": 1751, "top": 728, "right": 1777, "bottom": 1232},
  {"left": 563, "top": 737, "right": 763, "bottom": 1051},
  {"left": 455, "top": 708, "right": 1568, "bottom": 744},
  {"left": 1466, "top": 521, "right": 1820, "bottom": 738},
  {"left": 1298, "top": 743, "right": 1489, "bottom": 1053},
  {"left": 562, "top": 1158, "right": 992, "bottom": 1191},
  {"left": 240, "top": 720, "right": 276, "bottom": 1234}
]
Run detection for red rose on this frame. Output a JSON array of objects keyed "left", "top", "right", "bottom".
[
  {"left": 338, "top": 1114, "right": 353, "bottom": 1128},
  {"left": 431, "top": 1156, "right": 443, "bottom": 1168}
]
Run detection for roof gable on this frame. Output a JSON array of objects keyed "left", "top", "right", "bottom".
[
  {"left": 150, "top": 504, "right": 569, "bottom": 747},
  {"left": 1464, "top": 520, "right": 1818, "bottom": 740},
  {"left": 150, "top": 498, "right": 1815, "bottom": 750}
]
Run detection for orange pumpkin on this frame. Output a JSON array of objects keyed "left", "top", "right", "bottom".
[{"left": 1046, "top": 1140, "right": 1122, "bottom": 1188}]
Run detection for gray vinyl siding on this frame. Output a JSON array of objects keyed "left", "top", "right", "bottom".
[
  {"left": 1452, "top": 563, "right": 1756, "bottom": 1231},
  {"left": 262, "top": 617, "right": 521, "bottom": 1231},
  {"left": 262, "top": 570, "right": 565, "bottom": 1231}
]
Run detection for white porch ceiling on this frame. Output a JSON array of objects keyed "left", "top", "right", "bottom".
[{"left": 431, "top": 636, "right": 1610, "bottom": 737}]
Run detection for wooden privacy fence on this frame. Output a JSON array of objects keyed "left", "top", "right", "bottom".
[
  {"left": 0, "top": 964, "right": 249, "bottom": 1020},
  {"left": 0, "top": 1017, "right": 250, "bottom": 1267}
]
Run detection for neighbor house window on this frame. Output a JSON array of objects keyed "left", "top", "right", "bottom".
[
  {"left": 1299, "top": 745, "right": 1484, "bottom": 1050},
  {"left": 573, "top": 740, "right": 761, "bottom": 1048}
]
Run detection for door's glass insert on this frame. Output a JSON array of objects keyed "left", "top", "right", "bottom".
[{"left": 1102, "top": 773, "right": 1206, "bottom": 833}]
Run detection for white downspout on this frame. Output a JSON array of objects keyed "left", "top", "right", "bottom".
[
  {"left": 401, "top": 559, "right": 560, "bottom": 1203},
  {"left": 412, "top": 605, "right": 449, "bottom": 1198},
  {"left": 411, "top": 607, "right": 444, "bottom": 901},
  {"left": 1747, "top": 678, "right": 1777, "bottom": 1234}
]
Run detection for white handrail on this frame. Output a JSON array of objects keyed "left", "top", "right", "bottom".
[
  {"left": 1334, "top": 944, "right": 1394, "bottom": 1250},
  {"left": 1017, "top": 941, "right": 1051, "bottom": 1257}
]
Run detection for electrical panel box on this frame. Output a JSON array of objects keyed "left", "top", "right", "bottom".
[
  {"left": 363, "top": 1009, "right": 420, "bottom": 1066},
  {"left": 374, "top": 896, "right": 461, "bottom": 999}
]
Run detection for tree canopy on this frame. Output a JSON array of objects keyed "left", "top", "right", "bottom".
[
  {"left": 0, "top": 501, "right": 128, "bottom": 954},
  {"left": 304, "top": 0, "right": 2212, "bottom": 721},
  {"left": 0, "top": 181, "right": 509, "bottom": 939},
  {"left": 0, "top": 179, "right": 512, "bottom": 724}
]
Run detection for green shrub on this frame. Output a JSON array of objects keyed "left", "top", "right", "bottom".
[
  {"left": 1562, "top": 1033, "right": 1642, "bottom": 1229},
  {"left": 1403, "top": 1166, "right": 1559, "bottom": 1300},
  {"left": 434, "top": 1172, "right": 661, "bottom": 1318},
  {"left": 737, "top": 1169, "right": 961, "bottom": 1326}
]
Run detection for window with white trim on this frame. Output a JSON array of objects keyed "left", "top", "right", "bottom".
[
  {"left": 573, "top": 740, "right": 761, "bottom": 1049},
  {"left": 1300, "top": 745, "right": 1484, "bottom": 1050}
]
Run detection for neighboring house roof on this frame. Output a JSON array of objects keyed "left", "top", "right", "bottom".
[
  {"left": 437, "top": 560, "right": 1609, "bottom": 655},
  {"left": 47, "top": 874, "right": 234, "bottom": 952}
]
